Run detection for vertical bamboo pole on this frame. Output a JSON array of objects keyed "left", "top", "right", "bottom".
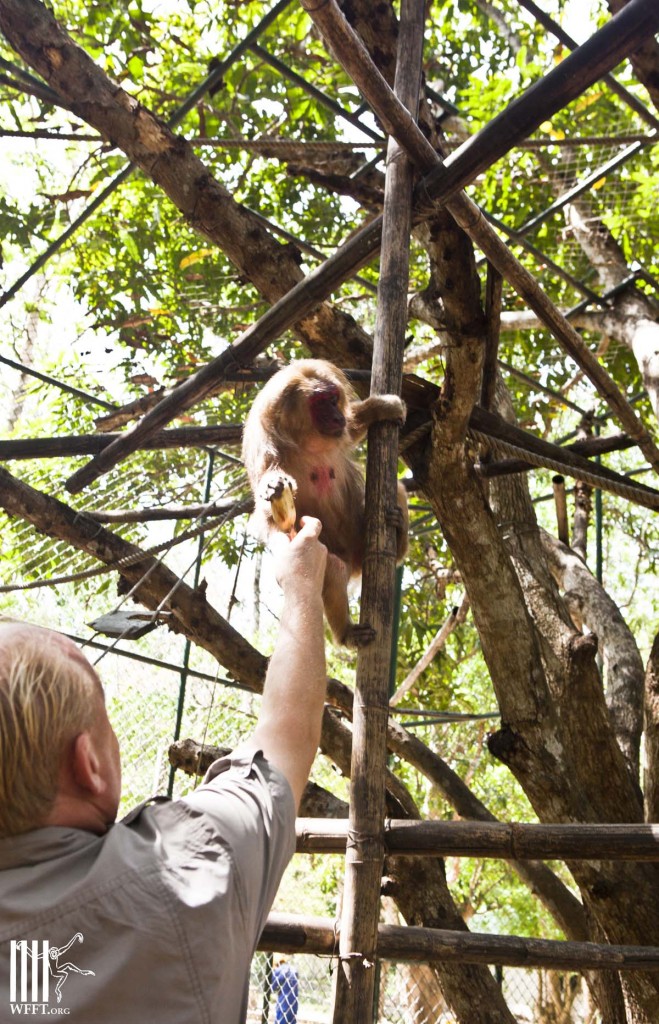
[{"left": 331, "top": 2, "right": 425, "bottom": 1020}]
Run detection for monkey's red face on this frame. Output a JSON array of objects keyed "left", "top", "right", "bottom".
[{"left": 308, "top": 384, "right": 346, "bottom": 437}]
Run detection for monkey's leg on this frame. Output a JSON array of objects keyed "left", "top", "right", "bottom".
[{"left": 323, "top": 554, "right": 375, "bottom": 648}]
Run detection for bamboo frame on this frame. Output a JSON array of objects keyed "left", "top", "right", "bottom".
[
  {"left": 3, "top": 1, "right": 659, "bottom": 1006},
  {"left": 331, "top": 2, "right": 423, "bottom": 1017}
]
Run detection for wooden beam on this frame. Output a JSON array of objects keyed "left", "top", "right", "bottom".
[
  {"left": 296, "top": 818, "right": 659, "bottom": 860},
  {"left": 469, "top": 405, "right": 659, "bottom": 511},
  {"left": 0, "top": 426, "right": 242, "bottom": 460},
  {"left": 552, "top": 475, "right": 570, "bottom": 545},
  {"left": 477, "top": 429, "right": 636, "bottom": 480},
  {"left": 260, "top": 912, "right": 659, "bottom": 970}
]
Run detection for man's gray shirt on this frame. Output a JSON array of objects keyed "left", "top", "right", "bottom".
[{"left": 0, "top": 751, "right": 296, "bottom": 1023}]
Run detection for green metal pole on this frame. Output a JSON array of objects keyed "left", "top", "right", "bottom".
[{"left": 167, "top": 451, "right": 216, "bottom": 796}]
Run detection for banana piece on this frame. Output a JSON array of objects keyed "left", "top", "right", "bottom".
[{"left": 269, "top": 478, "right": 297, "bottom": 534}]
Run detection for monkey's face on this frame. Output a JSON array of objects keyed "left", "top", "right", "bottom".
[{"left": 308, "top": 384, "right": 346, "bottom": 438}]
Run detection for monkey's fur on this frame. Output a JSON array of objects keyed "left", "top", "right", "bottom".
[{"left": 242, "top": 359, "right": 408, "bottom": 647}]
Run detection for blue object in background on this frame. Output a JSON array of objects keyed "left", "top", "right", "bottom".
[{"left": 273, "top": 960, "right": 299, "bottom": 1024}]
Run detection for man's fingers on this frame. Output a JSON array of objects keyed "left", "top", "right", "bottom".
[{"left": 297, "top": 516, "right": 322, "bottom": 540}]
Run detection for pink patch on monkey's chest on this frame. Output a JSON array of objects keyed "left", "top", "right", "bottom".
[{"left": 309, "top": 464, "right": 336, "bottom": 497}]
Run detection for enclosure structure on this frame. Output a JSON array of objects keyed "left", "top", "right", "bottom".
[{"left": 1, "top": 0, "right": 659, "bottom": 1021}]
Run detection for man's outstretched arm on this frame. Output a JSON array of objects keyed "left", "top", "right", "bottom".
[{"left": 236, "top": 516, "right": 328, "bottom": 808}]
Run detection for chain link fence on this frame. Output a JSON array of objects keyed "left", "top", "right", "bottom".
[{"left": 247, "top": 954, "right": 599, "bottom": 1023}]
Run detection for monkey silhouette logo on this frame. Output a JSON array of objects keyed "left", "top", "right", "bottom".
[
  {"left": 14, "top": 932, "right": 95, "bottom": 1005},
  {"left": 243, "top": 359, "right": 408, "bottom": 646}
]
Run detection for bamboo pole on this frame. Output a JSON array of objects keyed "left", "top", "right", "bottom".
[
  {"left": 481, "top": 263, "right": 502, "bottom": 411},
  {"left": 516, "top": 0, "right": 659, "bottom": 133},
  {"left": 331, "top": 4, "right": 423, "bottom": 1020},
  {"left": 296, "top": 818, "right": 659, "bottom": 861},
  {"left": 552, "top": 476, "right": 570, "bottom": 545},
  {"left": 468, "top": 405, "right": 659, "bottom": 511},
  {"left": 43, "top": 0, "right": 658, "bottom": 492},
  {"left": 86, "top": 499, "right": 248, "bottom": 524},
  {"left": 0, "top": 426, "right": 242, "bottom": 460},
  {"left": 259, "top": 912, "right": 659, "bottom": 971},
  {"left": 298, "top": 0, "right": 659, "bottom": 472},
  {"left": 390, "top": 602, "right": 467, "bottom": 707}
]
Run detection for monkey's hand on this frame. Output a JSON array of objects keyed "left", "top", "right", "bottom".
[
  {"left": 350, "top": 395, "right": 406, "bottom": 440},
  {"left": 259, "top": 471, "right": 298, "bottom": 534}
]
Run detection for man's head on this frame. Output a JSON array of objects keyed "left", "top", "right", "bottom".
[{"left": 0, "top": 621, "right": 121, "bottom": 838}]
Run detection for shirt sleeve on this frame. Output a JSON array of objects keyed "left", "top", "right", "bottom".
[{"left": 179, "top": 750, "right": 296, "bottom": 939}]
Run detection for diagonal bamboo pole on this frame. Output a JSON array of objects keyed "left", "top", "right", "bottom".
[
  {"left": 330, "top": 2, "right": 423, "bottom": 1020},
  {"left": 298, "top": 0, "right": 659, "bottom": 472}
]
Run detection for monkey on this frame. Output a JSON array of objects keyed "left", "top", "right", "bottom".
[{"left": 242, "top": 359, "right": 409, "bottom": 647}]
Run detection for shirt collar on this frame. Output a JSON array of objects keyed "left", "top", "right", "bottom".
[{"left": 0, "top": 827, "right": 100, "bottom": 870}]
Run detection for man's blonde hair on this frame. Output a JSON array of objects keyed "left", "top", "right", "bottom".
[{"left": 0, "top": 624, "right": 99, "bottom": 837}]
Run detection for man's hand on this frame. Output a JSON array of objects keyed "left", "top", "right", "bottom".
[{"left": 271, "top": 516, "right": 327, "bottom": 599}]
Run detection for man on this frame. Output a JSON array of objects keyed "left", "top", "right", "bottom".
[
  {"left": 0, "top": 517, "right": 328, "bottom": 1023},
  {"left": 272, "top": 955, "right": 299, "bottom": 1024}
]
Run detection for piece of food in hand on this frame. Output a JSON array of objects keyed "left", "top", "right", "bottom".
[{"left": 269, "top": 477, "right": 297, "bottom": 534}]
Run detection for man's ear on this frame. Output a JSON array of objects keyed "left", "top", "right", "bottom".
[{"left": 71, "top": 732, "right": 104, "bottom": 796}]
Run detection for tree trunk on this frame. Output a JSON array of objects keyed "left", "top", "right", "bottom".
[
  {"left": 644, "top": 634, "right": 659, "bottom": 821},
  {"left": 606, "top": 0, "right": 659, "bottom": 111},
  {"left": 566, "top": 199, "right": 659, "bottom": 420},
  {"left": 540, "top": 530, "right": 644, "bottom": 779}
]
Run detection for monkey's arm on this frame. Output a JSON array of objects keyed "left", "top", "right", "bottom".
[{"left": 347, "top": 394, "right": 406, "bottom": 443}]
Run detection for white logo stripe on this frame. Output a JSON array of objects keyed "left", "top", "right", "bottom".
[
  {"left": 42, "top": 941, "right": 49, "bottom": 1002},
  {"left": 9, "top": 941, "right": 16, "bottom": 1004},
  {"left": 19, "top": 942, "right": 27, "bottom": 1003}
]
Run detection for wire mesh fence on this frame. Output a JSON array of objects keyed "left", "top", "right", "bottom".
[{"left": 247, "top": 953, "right": 599, "bottom": 1023}]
